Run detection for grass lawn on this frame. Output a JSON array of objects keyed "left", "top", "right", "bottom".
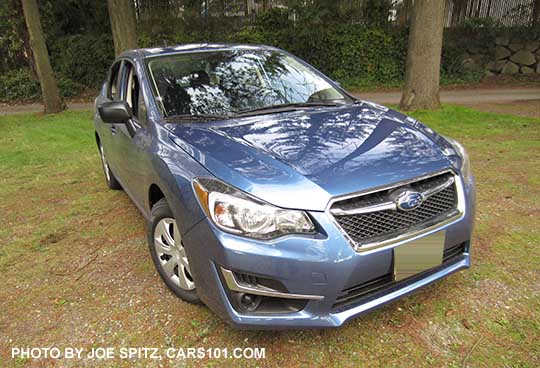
[{"left": 0, "top": 106, "right": 539, "bottom": 367}]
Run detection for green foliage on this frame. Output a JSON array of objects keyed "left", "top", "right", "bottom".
[
  {"left": 0, "top": 69, "right": 41, "bottom": 102},
  {"left": 135, "top": 7, "right": 501, "bottom": 90},
  {"left": 0, "top": 1, "right": 27, "bottom": 74},
  {"left": 359, "top": 0, "right": 395, "bottom": 26},
  {"left": 439, "top": 24, "right": 498, "bottom": 85},
  {"left": 146, "top": 8, "right": 409, "bottom": 89},
  {"left": 49, "top": 33, "right": 115, "bottom": 89},
  {"left": 286, "top": 0, "right": 393, "bottom": 26},
  {"left": 0, "top": 0, "right": 114, "bottom": 101},
  {"left": 0, "top": 69, "right": 83, "bottom": 102},
  {"left": 320, "top": 26, "right": 408, "bottom": 86},
  {"left": 56, "top": 75, "right": 84, "bottom": 98},
  {"left": 460, "top": 16, "right": 500, "bottom": 28},
  {"left": 2, "top": 0, "right": 539, "bottom": 101}
]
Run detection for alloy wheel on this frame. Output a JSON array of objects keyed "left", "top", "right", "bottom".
[{"left": 153, "top": 218, "right": 195, "bottom": 290}]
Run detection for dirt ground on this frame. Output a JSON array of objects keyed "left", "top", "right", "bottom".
[
  {"left": 461, "top": 99, "right": 540, "bottom": 119},
  {"left": 1, "top": 105, "right": 539, "bottom": 367}
]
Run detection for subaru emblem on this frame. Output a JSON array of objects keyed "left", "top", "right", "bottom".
[{"left": 396, "top": 190, "right": 424, "bottom": 211}]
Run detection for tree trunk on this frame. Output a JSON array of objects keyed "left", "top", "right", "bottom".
[
  {"left": 21, "top": 0, "right": 64, "bottom": 114},
  {"left": 399, "top": 0, "right": 446, "bottom": 111},
  {"left": 13, "top": 0, "right": 37, "bottom": 79},
  {"left": 107, "top": 0, "right": 138, "bottom": 56}
]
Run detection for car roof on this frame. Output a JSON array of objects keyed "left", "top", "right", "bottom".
[{"left": 120, "top": 43, "right": 281, "bottom": 61}]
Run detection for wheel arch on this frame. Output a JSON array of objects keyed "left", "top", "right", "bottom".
[
  {"left": 144, "top": 144, "right": 209, "bottom": 233},
  {"left": 148, "top": 183, "right": 166, "bottom": 211}
]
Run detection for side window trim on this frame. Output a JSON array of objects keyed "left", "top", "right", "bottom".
[
  {"left": 107, "top": 60, "right": 123, "bottom": 101},
  {"left": 121, "top": 60, "right": 149, "bottom": 127},
  {"left": 119, "top": 60, "right": 130, "bottom": 101}
]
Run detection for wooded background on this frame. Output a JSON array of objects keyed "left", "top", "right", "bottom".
[{"left": 1, "top": 0, "right": 539, "bottom": 104}]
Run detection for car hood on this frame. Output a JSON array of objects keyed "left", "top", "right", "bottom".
[{"left": 166, "top": 102, "right": 455, "bottom": 211}]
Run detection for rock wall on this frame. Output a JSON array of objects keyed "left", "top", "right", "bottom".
[{"left": 465, "top": 34, "right": 540, "bottom": 75}]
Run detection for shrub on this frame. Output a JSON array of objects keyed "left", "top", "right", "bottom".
[
  {"left": 222, "top": 22, "right": 409, "bottom": 88},
  {"left": 322, "top": 26, "right": 409, "bottom": 85},
  {"left": 3, "top": 15, "right": 535, "bottom": 102},
  {"left": 57, "top": 75, "right": 84, "bottom": 97},
  {"left": 49, "top": 33, "right": 114, "bottom": 89},
  {"left": 0, "top": 69, "right": 40, "bottom": 102},
  {"left": 0, "top": 68, "right": 84, "bottom": 102}
]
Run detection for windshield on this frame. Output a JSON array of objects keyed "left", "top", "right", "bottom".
[{"left": 146, "top": 49, "right": 351, "bottom": 117}]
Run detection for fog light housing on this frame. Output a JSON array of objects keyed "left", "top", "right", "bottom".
[
  {"left": 234, "top": 293, "right": 262, "bottom": 313},
  {"left": 220, "top": 267, "right": 323, "bottom": 314}
]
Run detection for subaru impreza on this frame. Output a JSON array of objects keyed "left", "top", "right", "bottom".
[{"left": 94, "top": 44, "right": 475, "bottom": 329}]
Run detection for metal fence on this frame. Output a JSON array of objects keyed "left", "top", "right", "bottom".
[
  {"left": 132, "top": 0, "right": 538, "bottom": 27},
  {"left": 444, "top": 0, "right": 536, "bottom": 27}
]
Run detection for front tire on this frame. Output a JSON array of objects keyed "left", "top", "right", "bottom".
[{"left": 148, "top": 198, "right": 201, "bottom": 304}]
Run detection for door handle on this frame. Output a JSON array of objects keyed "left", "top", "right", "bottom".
[{"left": 110, "top": 125, "right": 117, "bottom": 135}]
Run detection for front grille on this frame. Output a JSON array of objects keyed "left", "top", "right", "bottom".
[
  {"left": 332, "top": 172, "right": 458, "bottom": 245},
  {"left": 443, "top": 241, "right": 467, "bottom": 262},
  {"left": 333, "top": 273, "right": 394, "bottom": 309},
  {"left": 332, "top": 242, "right": 468, "bottom": 311}
]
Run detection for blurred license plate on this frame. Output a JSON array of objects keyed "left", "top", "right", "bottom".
[{"left": 393, "top": 231, "right": 445, "bottom": 281}]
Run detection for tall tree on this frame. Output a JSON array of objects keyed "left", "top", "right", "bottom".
[
  {"left": 399, "top": 0, "right": 446, "bottom": 111},
  {"left": 21, "top": 0, "right": 64, "bottom": 114},
  {"left": 107, "top": 0, "right": 138, "bottom": 56}
]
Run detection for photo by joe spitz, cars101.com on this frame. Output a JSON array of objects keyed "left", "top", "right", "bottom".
[{"left": 94, "top": 43, "right": 475, "bottom": 329}]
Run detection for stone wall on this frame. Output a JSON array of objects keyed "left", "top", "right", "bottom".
[{"left": 464, "top": 33, "right": 540, "bottom": 76}]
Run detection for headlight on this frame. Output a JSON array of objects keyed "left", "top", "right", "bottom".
[
  {"left": 193, "top": 178, "right": 315, "bottom": 239},
  {"left": 444, "top": 136, "right": 472, "bottom": 183}
]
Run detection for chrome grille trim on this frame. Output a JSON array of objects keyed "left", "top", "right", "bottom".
[
  {"left": 326, "top": 170, "right": 465, "bottom": 253},
  {"left": 330, "top": 175, "right": 455, "bottom": 216}
]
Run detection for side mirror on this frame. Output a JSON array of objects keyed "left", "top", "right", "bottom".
[{"left": 98, "top": 101, "right": 132, "bottom": 124}]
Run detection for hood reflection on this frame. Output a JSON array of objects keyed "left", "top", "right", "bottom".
[{"left": 167, "top": 104, "right": 452, "bottom": 207}]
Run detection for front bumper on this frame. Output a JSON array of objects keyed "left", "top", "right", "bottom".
[{"left": 181, "top": 177, "right": 476, "bottom": 329}]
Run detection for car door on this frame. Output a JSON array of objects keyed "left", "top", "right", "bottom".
[
  {"left": 114, "top": 59, "right": 155, "bottom": 210},
  {"left": 97, "top": 60, "right": 124, "bottom": 179}
]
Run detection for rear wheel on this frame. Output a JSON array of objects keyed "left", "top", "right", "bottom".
[
  {"left": 148, "top": 198, "right": 201, "bottom": 304},
  {"left": 98, "top": 141, "right": 122, "bottom": 190}
]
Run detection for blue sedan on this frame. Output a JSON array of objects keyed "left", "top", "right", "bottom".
[{"left": 94, "top": 44, "right": 475, "bottom": 329}]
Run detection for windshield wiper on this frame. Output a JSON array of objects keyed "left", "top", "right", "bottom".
[
  {"left": 164, "top": 113, "right": 233, "bottom": 122},
  {"left": 164, "top": 102, "right": 344, "bottom": 121},
  {"left": 236, "top": 101, "right": 343, "bottom": 116}
]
